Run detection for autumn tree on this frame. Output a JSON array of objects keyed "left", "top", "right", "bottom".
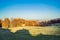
[
  {"left": 12, "top": 18, "right": 25, "bottom": 27},
  {"left": 25, "top": 20, "right": 38, "bottom": 26},
  {"left": 0, "top": 19, "right": 2, "bottom": 27},
  {"left": 2, "top": 18, "right": 10, "bottom": 28}
]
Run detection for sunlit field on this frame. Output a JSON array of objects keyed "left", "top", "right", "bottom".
[
  {"left": 0, "top": 26, "right": 60, "bottom": 40},
  {"left": 7, "top": 26, "right": 60, "bottom": 36}
]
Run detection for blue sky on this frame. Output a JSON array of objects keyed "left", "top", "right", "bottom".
[{"left": 0, "top": 0, "right": 60, "bottom": 20}]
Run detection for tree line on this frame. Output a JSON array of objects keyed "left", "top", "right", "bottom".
[
  {"left": 0, "top": 18, "right": 38, "bottom": 28},
  {"left": 0, "top": 18, "right": 60, "bottom": 28},
  {"left": 39, "top": 18, "right": 60, "bottom": 26}
]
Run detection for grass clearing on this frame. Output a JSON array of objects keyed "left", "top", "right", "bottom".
[{"left": 7, "top": 26, "right": 60, "bottom": 36}]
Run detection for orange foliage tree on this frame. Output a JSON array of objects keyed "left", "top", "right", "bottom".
[
  {"left": 12, "top": 18, "right": 25, "bottom": 27},
  {"left": 0, "top": 19, "right": 2, "bottom": 27},
  {"left": 25, "top": 20, "right": 38, "bottom": 26},
  {"left": 2, "top": 18, "right": 10, "bottom": 28}
]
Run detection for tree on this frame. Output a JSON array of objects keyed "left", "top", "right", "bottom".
[
  {"left": 0, "top": 19, "right": 2, "bottom": 27},
  {"left": 4, "top": 18, "right": 10, "bottom": 28},
  {"left": 12, "top": 18, "right": 25, "bottom": 27},
  {"left": 25, "top": 20, "right": 38, "bottom": 26}
]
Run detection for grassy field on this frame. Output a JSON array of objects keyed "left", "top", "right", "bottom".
[
  {"left": 0, "top": 26, "right": 60, "bottom": 40},
  {"left": 8, "top": 26, "right": 60, "bottom": 36}
]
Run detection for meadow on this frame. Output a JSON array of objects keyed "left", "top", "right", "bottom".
[
  {"left": 8, "top": 26, "right": 60, "bottom": 36},
  {"left": 0, "top": 26, "right": 60, "bottom": 40}
]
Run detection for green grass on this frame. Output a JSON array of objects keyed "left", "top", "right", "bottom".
[{"left": 0, "top": 26, "right": 60, "bottom": 40}]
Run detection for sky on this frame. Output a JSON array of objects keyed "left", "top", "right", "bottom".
[{"left": 0, "top": 0, "right": 60, "bottom": 20}]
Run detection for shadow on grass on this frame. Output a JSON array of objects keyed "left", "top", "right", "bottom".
[{"left": 0, "top": 28, "right": 60, "bottom": 40}]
